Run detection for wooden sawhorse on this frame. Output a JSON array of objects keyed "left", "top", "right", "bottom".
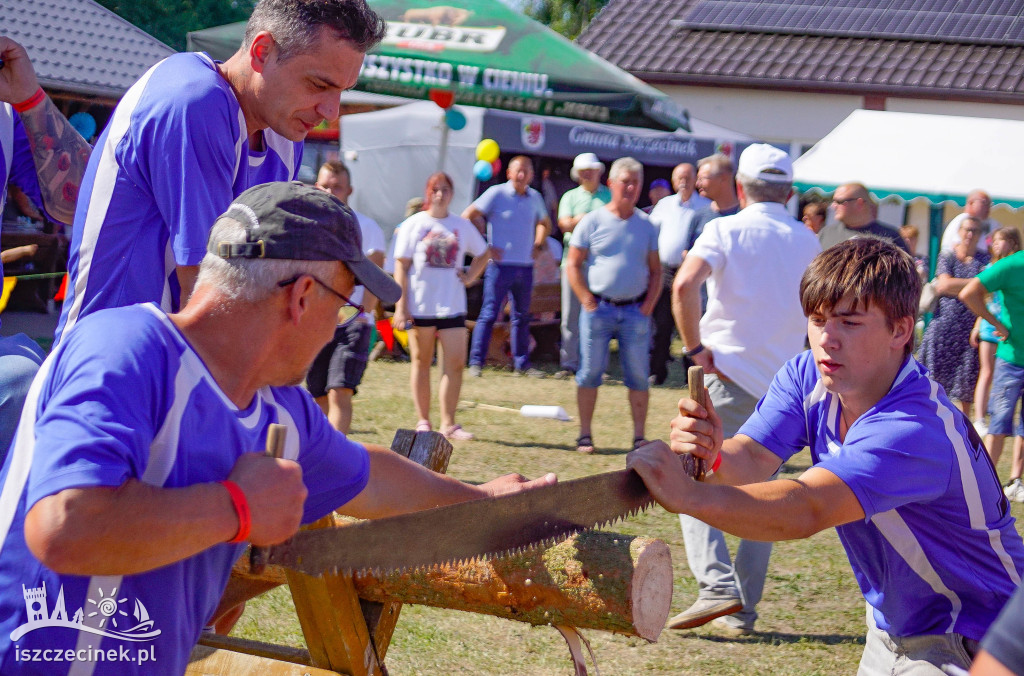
[{"left": 187, "top": 429, "right": 452, "bottom": 676}]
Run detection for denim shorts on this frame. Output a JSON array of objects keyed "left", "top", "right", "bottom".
[
  {"left": 988, "top": 357, "right": 1024, "bottom": 436},
  {"left": 575, "top": 300, "right": 651, "bottom": 390}
]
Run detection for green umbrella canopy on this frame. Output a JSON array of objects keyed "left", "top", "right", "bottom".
[{"left": 186, "top": 0, "right": 689, "bottom": 131}]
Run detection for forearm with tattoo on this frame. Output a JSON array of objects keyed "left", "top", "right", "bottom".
[{"left": 18, "top": 95, "right": 91, "bottom": 225}]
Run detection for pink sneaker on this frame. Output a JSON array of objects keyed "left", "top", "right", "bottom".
[
  {"left": 442, "top": 424, "right": 474, "bottom": 441},
  {"left": 415, "top": 419, "right": 432, "bottom": 432}
]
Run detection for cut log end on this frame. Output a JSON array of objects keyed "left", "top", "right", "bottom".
[{"left": 627, "top": 538, "right": 673, "bottom": 641}]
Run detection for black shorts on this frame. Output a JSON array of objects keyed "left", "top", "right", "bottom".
[
  {"left": 411, "top": 315, "right": 466, "bottom": 330},
  {"left": 306, "top": 320, "right": 373, "bottom": 397}
]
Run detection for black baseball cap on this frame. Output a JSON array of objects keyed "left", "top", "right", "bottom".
[{"left": 209, "top": 181, "right": 400, "bottom": 304}]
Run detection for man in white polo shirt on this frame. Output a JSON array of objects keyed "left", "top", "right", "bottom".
[
  {"left": 668, "top": 144, "right": 820, "bottom": 635},
  {"left": 647, "top": 162, "right": 711, "bottom": 385}
]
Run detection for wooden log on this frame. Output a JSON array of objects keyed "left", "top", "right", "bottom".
[
  {"left": 231, "top": 529, "right": 672, "bottom": 642},
  {"left": 352, "top": 531, "right": 672, "bottom": 642}
]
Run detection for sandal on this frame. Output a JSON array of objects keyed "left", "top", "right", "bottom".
[
  {"left": 633, "top": 437, "right": 648, "bottom": 450},
  {"left": 415, "top": 419, "right": 432, "bottom": 433},
  {"left": 576, "top": 435, "right": 595, "bottom": 454},
  {"left": 442, "top": 424, "right": 475, "bottom": 441}
]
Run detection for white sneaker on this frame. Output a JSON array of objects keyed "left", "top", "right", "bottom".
[
  {"left": 974, "top": 419, "right": 989, "bottom": 436},
  {"left": 1004, "top": 479, "right": 1024, "bottom": 503}
]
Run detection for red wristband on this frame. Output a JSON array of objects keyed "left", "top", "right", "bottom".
[
  {"left": 710, "top": 452, "right": 722, "bottom": 473},
  {"left": 220, "top": 480, "right": 251, "bottom": 544},
  {"left": 13, "top": 87, "right": 46, "bottom": 114}
]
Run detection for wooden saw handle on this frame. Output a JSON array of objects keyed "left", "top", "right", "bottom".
[
  {"left": 685, "top": 366, "right": 708, "bottom": 481},
  {"left": 249, "top": 423, "right": 287, "bottom": 573}
]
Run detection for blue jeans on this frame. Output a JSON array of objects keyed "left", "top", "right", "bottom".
[
  {"left": 0, "top": 333, "right": 46, "bottom": 465},
  {"left": 575, "top": 300, "right": 651, "bottom": 390},
  {"left": 469, "top": 263, "right": 534, "bottom": 371},
  {"left": 988, "top": 357, "right": 1024, "bottom": 436}
]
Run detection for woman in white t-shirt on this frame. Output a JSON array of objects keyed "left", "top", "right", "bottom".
[{"left": 392, "top": 172, "right": 493, "bottom": 440}]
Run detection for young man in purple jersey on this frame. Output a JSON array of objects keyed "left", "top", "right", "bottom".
[
  {"left": 630, "top": 238, "right": 1024, "bottom": 675},
  {"left": 55, "top": 0, "right": 387, "bottom": 345}
]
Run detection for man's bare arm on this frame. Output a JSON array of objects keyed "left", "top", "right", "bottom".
[
  {"left": 24, "top": 453, "right": 308, "bottom": 576},
  {"left": 566, "top": 245, "right": 596, "bottom": 311},
  {"left": 627, "top": 439, "right": 864, "bottom": 541},
  {"left": 960, "top": 278, "right": 1008, "bottom": 339},
  {"left": 640, "top": 250, "right": 662, "bottom": 316},
  {"left": 461, "top": 205, "right": 487, "bottom": 234},
  {"left": 17, "top": 96, "right": 91, "bottom": 224},
  {"left": 671, "top": 253, "right": 711, "bottom": 349},
  {"left": 1, "top": 36, "right": 90, "bottom": 225},
  {"left": 338, "top": 444, "right": 555, "bottom": 520}
]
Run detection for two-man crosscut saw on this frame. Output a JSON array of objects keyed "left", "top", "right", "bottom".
[{"left": 264, "top": 367, "right": 708, "bottom": 577}]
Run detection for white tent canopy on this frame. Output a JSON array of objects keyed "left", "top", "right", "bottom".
[
  {"left": 342, "top": 102, "right": 486, "bottom": 233},
  {"left": 793, "top": 110, "right": 1024, "bottom": 209}
]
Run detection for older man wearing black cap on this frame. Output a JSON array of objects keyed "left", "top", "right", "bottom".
[{"left": 0, "top": 182, "right": 555, "bottom": 676}]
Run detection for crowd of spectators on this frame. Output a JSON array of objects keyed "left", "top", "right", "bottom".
[{"left": 4, "top": 1, "right": 1024, "bottom": 671}]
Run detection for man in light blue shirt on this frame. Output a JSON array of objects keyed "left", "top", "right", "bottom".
[
  {"left": 463, "top": 155, "right": 551, "bottom": 376},
  {"left": 567, "top": 157, "right": 660, "bottom": 454}
]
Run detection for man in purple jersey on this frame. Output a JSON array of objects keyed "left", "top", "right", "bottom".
[
  {"left": 0, "top": 182, "right": 556, "bottom": 675},
  {"left": 630, "top": 238, "right": 1024, "bottom": 674},
  {"left": 54, "top": 0, "right": 387, "bottom": 345}
]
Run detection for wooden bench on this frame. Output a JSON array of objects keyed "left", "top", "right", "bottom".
[{"left": 466, "top": 281, "right": 561, "bottom": 366}]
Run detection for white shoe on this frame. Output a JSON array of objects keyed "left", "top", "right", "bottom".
[
  {"left": 1004, "top": 479, "right": 1024, "bottom": 503},
  {"left": 974, "top": 419, "right": 989, "bottom": 436}
]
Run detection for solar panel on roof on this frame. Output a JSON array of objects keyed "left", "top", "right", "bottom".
[{"left": 680, "top": 0, "right": 1024, "bottom": 46}]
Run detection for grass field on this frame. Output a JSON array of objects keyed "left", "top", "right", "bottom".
[{"left": 236, "top": 354, "right": 1024, "bottom": 675}]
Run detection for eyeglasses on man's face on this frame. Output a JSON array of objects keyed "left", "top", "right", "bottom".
[
  {"left": 832, "top": 197, "right": 860, "bottom": 206},
  {"left": 277, "top": 274, "right": 364, "bottom": 326}
]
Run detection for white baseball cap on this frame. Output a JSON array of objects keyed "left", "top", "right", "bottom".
[
  {"left": 737, "top": 144, "right": 793, "bottom": 184},
  {"left": 570, "top": 153, "right": 606, "bottom": 182}
]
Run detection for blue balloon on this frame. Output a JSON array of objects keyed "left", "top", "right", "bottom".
[
  {"left": 445, "top": 108, "right": 466, "bottom": 131},
  {"left": 68, "top": 111, "right": 97, "bottom": 140},
  {"left": 473, "top": 159, "right": 493, "bottom": 181}
]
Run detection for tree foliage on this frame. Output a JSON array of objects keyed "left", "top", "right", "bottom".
[
  {"left": 93, "top": 0, "right": 256, "bottom": 51},
  {"left": 524, "top": 0, "right": 608, "bottom": 41}
]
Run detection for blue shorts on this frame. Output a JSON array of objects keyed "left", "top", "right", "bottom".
[
  {"left": 306, "top": 319, "right": 373, "bottom": 397},
  {"left": 575, "top": 300, "right": 651, "bottom": 390},
  {"left": 988, "top": 357, "right": 1024, "bottom": 436}
]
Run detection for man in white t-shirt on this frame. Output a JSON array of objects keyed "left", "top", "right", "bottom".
[
  {"left": 941, "top": 189, "right": 997, "bottom": 252},
  {"left": 668, "top": 144, "right": 820, "bottom": 636},
  {"left": 306, "top": 160, "right": 386, "bottom": 433}
]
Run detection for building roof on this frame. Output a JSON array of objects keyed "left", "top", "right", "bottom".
[
  {"left": 577, "top": 0, "right": 1024, "bottom": 103},
  {"left": 4, "top": 0, "right": 175, "bottom": 99}
]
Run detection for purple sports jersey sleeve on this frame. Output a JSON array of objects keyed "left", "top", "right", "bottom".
[{"left": 124, "top": 65, "right": 240, "bottom": 267}]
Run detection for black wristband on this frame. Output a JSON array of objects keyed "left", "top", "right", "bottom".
[{"left": 685, "top": 343, "right": 705, "bottom": 357}]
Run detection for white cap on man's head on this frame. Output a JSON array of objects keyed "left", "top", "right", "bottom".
[
  {"left": 737, "top": 143, "right": 793, "bottom": 183},
  {"left": 570, "top": 153, "right": 606, "bottom": 182}
]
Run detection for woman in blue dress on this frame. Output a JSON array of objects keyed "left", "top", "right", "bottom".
[{"left": 917, "top": 217, "right": 989, "bottom": 417}]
